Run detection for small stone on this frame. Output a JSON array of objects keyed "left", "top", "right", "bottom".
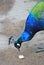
[{"left": 19, "top": 55, "right": 24, "bottom": 59}]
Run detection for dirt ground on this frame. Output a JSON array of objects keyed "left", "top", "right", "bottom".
[{"left": 0, "top": 45, "right": 44, "bottom": 65}]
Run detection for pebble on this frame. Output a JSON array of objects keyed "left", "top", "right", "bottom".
[{"left": 19, "top": 55, "right": 24, "bottom": 59}]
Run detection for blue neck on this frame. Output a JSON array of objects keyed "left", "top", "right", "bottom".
[{"left": 17, "top": 31, "right": 32, "bottom": 43}]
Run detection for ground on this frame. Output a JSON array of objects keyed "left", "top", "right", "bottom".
[{"left": 0, "top": 46, "right": 44, "bottom": 65}]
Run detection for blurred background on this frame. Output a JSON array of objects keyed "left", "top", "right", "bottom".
[{"left": 0, "top": 0, "right": 37, "bottom": 48}]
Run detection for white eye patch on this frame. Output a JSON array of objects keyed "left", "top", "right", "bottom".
[{"left": 17, "top": 43, "right": 20, "bottom": 47}]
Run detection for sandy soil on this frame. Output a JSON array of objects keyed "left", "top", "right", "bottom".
[
  {"left": 0, "top": 45, "right": 44, "bottom": 65},
  {"left": 0, "top": 0, "right": 15, "bottom": 15}
]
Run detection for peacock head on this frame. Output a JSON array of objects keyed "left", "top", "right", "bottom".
[{"left": 14, "top": 40, "right": 22, "bottom": 51}]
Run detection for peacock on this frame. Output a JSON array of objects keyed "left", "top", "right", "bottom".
[{"left": 9, "top": 1, "right": 44, "bottom": 51}]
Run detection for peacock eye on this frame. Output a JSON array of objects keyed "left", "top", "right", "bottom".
[{"left": 17, "top": 43, "right": 20, "bottom": 47}]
